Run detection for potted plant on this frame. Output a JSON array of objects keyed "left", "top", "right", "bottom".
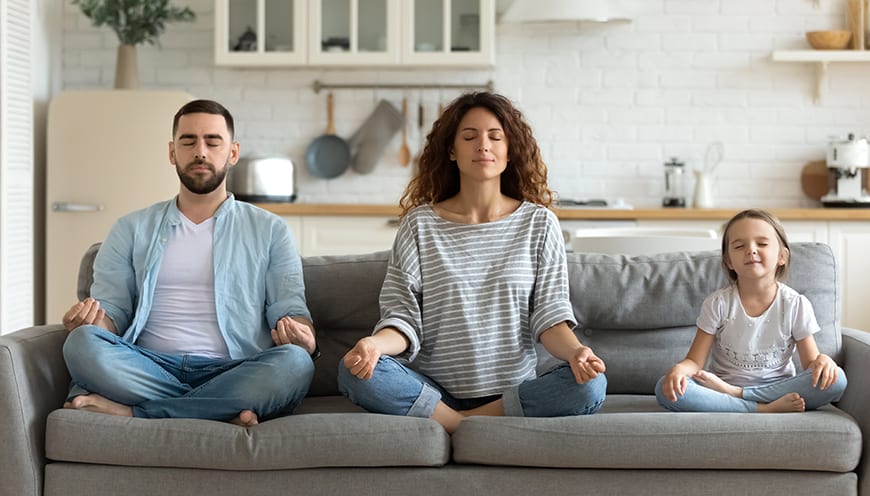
[{"left": 73, "top": 0, "right": 196, "bottom": 89}]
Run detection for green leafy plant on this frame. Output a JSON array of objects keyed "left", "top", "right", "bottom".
[{"left": 73, "top": 0, "right": 196, "bottom": 46}]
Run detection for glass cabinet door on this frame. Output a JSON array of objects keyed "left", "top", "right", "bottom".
[
  {"left": 309, "top": 0, "right": 399, "bottom": 65},
  {"left": 403, "top": 0, "right": 494, "bottom": 66},
  {"left": 215, "top": 0, "right": 307, "bottom": 65}
]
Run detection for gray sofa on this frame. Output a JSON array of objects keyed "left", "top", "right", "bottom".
[{"left": 2, "top": 242, "right": 868, "bottom": 496}]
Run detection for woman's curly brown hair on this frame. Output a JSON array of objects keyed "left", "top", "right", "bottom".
[{"left": 399, "top": 92, "right": 553, "bottom": 216}]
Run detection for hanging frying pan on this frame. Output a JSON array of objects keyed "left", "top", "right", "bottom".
[{"left": 306, "top": 92, "right": 350, "bottom": 179}]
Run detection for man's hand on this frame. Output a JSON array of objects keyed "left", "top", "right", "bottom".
[
  {"left": 271, "top": 316, "right": 316, "bottom": 355},
  {"left": 568, "top": 345, "right": 606, "bottom": 384},
  {"left": 62, "top": 297, "right": 114, "bottom": 333}
]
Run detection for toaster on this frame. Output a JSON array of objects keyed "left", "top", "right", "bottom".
[{"left": 227, "top": 155, "right": 296, "bottom": 203}]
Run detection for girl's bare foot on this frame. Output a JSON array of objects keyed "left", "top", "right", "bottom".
[
  {"left": 758, "top": 393, "right": 805, "bottom": 413},
  {"left": 64, "top": 394, "right": 133, "bottom": 417},
  {"left": 693, "top": 370, "right": 743, "bottom": 398},
  {"left": 230, "top": 410, "right": 259, "bottom": 427}
]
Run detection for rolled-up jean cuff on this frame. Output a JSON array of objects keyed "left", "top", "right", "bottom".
[
  {"left": 407, "top": 382, "right": 441, "bottom": 418},
  {"left": 502, "top": 385, "right": 524, "bottom": 417}
]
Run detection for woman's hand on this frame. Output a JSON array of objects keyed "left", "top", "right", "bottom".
[
  {"left": 809, "top": 353, "right": 838, "bottom": 390},
  {"left": 342, "top": 336, "right": 382, "bottom": 380},
  {"left": 568, "top": 345, "right": 606, "bottom": 384},
  {"left": 271, "top": 316, "right": 316, "bottom": 355}
]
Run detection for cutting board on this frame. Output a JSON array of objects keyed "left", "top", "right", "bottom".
[{"left": 800, "top": 160, "right": 830, "bottom": 200}]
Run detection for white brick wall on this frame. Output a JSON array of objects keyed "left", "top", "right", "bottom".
[{"left": 61, "top": 0, "right": 870, "bottom": 208}]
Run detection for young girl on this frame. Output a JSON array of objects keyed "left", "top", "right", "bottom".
[{"left": 656, "top": 209, "right": 847, "bottom": 413}]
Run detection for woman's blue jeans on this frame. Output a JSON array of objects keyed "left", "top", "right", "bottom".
[
  {"left": 63, "top": 325, "right": 314, "bottom": 421},
  {"left": 655, "top": 367, "right": 848, "bottom": 413},
  {"left": 337, "top": 356, "right": 607, "bottom": 418}
]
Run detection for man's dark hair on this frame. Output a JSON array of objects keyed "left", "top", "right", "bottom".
[{"left": 172, "top": 99, "right": 234, "bottom": 139}]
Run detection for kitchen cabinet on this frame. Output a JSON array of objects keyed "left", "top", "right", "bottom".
[
  {"left": 282, "top": 215, "right": 398, "bottom": 256},
  {"left": 308, "top": 0, "right": 401, "bottom": 66},
  {"left": 215, "top": 0, "right": 308, "bottom": 66},
  {"left": 827, "top": 222, "right": 870, "bottom": 332},
  {"left": 214, "top": 0, "right": 495, "bottom": 67},
  {"left": 770, "top": 50, "right": 870, "bottom": 104},
  {"left": 400, "top": 0, "right": 495, "bottom": 67}
]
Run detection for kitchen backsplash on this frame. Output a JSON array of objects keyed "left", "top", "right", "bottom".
[{"left": 61, "top": 0, "right": 870, "bottom": 208}]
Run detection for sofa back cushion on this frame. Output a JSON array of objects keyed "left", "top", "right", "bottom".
[{"left": 77, "top": 242, "right": 841, "bottom": 398}]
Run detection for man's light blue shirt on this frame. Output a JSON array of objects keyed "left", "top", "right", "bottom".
[{"left": 90, "top": 194, "right": 310, "bottom": 359}]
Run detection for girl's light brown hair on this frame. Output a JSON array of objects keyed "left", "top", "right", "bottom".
[
  {"left": 398, "top": 92, "right": 552, "bottom": 216},
  {"left": 720, "top": 208, "right": 790, "bottom": 282}
]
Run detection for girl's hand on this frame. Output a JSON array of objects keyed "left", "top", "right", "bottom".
[
  {"left": 809, "top": 353, "right": 838, "bottom": 390},
  {"left": 568, "top": 346, "right": 606, "bottom": 384},
  {"left": 660, "top": 365, "right": 690, "bottom": 403}
]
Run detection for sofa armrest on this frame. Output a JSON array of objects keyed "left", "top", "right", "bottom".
[
  {"left": 839, "top": 327, "right": 870, "bottom": 495},
  {"left": 0, "top": 325, "right": 69, "bottom": 496}
]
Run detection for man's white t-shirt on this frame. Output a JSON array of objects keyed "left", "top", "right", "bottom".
[
  {"left": 136, "top": 214, "right": 229, "bottom": 358},
  {"left": 697, "top": 282, "right": 820, "bottom": 387}
]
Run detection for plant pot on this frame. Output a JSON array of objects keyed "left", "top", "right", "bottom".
[{"left": 114, "top": 44, "right": 139, "bottom": 89}]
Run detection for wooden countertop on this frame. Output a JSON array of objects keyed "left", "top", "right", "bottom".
[{"left": 256, "top": 203, "right": 870, "bottom": 221}]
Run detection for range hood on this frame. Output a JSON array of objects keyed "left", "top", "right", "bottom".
[{"left": 499, "top": 0, "right": 631, "bottom": 23}]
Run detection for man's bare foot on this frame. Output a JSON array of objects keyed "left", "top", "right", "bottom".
[
  {"left": 693, "top": 370, "right": 743, "bottom": 398},
  {"left": 758, "top": 393, "right": 805, "bottom": 413},
  {"left": 230, "top": 409, "right": 259, "bottom": 427},
  {"left": 64, "top": 394, "right": 133, "bottom": 417}
]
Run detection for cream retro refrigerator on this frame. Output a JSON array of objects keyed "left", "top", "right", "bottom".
[{"left": 45, "top": 90, "right": 193, "bottom": 323}]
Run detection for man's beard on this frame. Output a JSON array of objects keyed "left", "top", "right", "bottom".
[{"left": 176, "top": 160, "right": 228, "bottom": 195}]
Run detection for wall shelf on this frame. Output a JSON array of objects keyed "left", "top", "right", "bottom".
[{"left": 771, "top": 50, "right": 870, "bottom": 104}]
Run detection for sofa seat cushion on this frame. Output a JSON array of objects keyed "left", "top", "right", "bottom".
[
  {"left": 452, "top": 395, "right": 861, "bottom": 472},
  {"left": 46, "top": 401, "right": 450, "bottom": 470}
]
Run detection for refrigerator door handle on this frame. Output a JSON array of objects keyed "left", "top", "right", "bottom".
[{"left": 52, "top": 201, "right": 104, "bottom": 213}]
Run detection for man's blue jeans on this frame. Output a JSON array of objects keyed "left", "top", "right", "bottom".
[
  {"left": 63, "top": 325, "right": 314, "bottom": 421},
  {"left": 655, "top": 367, "right": 848, "bottom": 413},
  {"left": 337, "top": 356, "right": 607, "bottom": 418}
]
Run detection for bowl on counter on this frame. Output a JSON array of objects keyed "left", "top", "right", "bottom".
[{"left": 806, "top": 30, "right": 853, "bottom": 50}]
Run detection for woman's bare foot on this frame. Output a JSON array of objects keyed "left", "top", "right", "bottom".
[
  {"left": 230, "top": 410, "right": 259, "bottom": 427},
  {"left": 64, "top": 394, "right": 133, "bottom": 417},
  {"left": 693, "top": 370, "right": 743, "bottom": 398},
  {"left": 758, "top": 393, "right": 805, "bottom": 413}
]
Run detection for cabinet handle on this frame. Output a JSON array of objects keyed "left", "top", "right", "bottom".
[
  {"left": 386, "top": 218, "right": 400, "bottom": 228},
  {"left": 52, "top": 202, "right": 104, "bottom": 213}
]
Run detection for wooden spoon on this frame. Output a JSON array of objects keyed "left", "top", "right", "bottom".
[
  {"left": 413, "top": 99, "right": 424, "bottom": 166},
  {"left": 398, "top": 97, "right": 411, "bottom": 167}
]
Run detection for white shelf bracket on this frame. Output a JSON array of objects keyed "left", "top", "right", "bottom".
[{"left": 814, "top": 61, "right": 828, "bottom": 105}]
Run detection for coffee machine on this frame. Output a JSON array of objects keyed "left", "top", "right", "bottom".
[{"left": 821, "top": 133, "right": 870, "bottom": 208}]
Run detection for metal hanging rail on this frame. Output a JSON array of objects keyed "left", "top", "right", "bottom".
[{"left": 312, "top": 79, "right": 495, "bottom": 93}]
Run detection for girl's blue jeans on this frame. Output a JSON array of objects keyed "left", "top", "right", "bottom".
[
  {"left": 337, "top": 356, "right": 607, "bottom": 418},
  {"left": 655, "top": 367, "right": 848, "bottom": 413},
  {"left": 63, "top": 325, "right": 314, "bottom": 421}
]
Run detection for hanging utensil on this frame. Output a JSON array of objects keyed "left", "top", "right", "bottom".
[
  {"left": 413, "top": 98, "right": 425, "bottom": 166},
  {"left": 305, "top": 92, "right": 351, "bottom": 179},
  {"left": 398, "top": 97, "right": 411, "bottom": 166}
]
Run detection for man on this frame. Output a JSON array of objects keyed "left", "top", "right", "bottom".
[{"left": 62, "top": 99, "right": 316, "bottom": 427}]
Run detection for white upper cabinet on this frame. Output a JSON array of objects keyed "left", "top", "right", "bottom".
[
  {"left": 215, "top": 0, "right": 307, "bottom": 66},
  {"left": 214, "top": 0, "right": 495, "bottom": 67},
  {"left": 401, "top": 0, "right": 495, "bottom": 67},
  {"left": 308, "top": 0, "right": 401, "bottom": 65}
]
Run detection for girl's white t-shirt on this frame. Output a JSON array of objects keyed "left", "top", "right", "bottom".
[{"left": 697, "top": 282, "right": 820, "bottom": 387}]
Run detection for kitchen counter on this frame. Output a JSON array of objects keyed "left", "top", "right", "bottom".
[{"left": 256, "top": 203, "right": 870, "bottom": 221}]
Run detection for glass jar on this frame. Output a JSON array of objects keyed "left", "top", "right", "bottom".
[{"left": 663, "top": 157, "right": 686, "bottom": 208}]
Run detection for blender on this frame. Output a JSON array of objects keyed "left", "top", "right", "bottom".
[{"left": 821, "top": 133, "right": 870, "bottom": 208}]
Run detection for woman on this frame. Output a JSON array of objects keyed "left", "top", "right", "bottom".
[{"left": 337, "top": 92, "right": 606, "bottom": 433}]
